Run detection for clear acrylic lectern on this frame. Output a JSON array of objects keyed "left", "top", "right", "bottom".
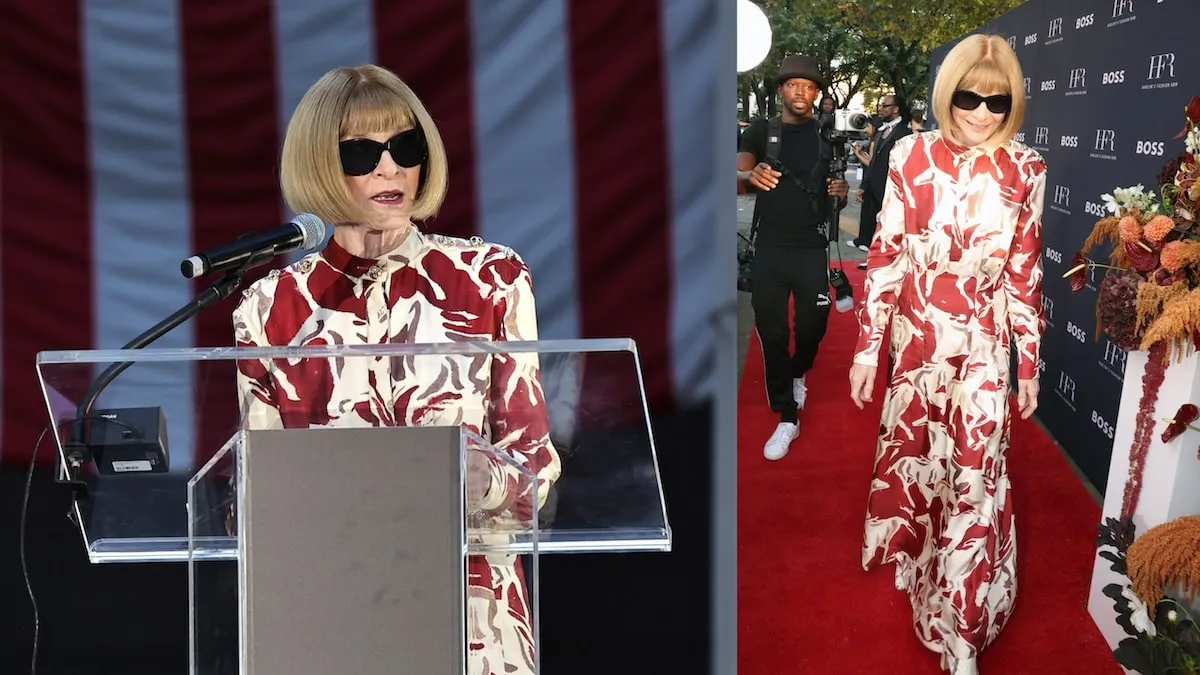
[{"left": 35, "top": 339, "right": 671, "bottom": 675}]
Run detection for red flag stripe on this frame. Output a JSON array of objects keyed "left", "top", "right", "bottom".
[
  {"left": 179, "top": 1, "right": 283, "bottom": 459},
  {"left": 0, "top": 0, "right": 94, "bottom": 465},
  {"left": 566, "top": 2, "right": 676, "bottom": 411},
  {"left": 374, "top": 0, "right": 479, "bottom": 241}
]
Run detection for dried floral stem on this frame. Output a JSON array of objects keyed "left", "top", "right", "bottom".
[
  {"left": 1122, "top": 341, "right": 1169, "bottom": 519},
  {"left": 1126, "top": 515, "right": 1200, "bottom": 620}
]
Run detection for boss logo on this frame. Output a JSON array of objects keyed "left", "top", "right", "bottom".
[
  {"left": 1102, "top": 70, "right": 1126, "bottom": 84},
  {"left": 1040, "top": 79, "right": 1057, "bottom": 91},
  {"left": 1060, "top": 135, "right": 1079, "bottom": 147},
  {"left": 1024, "top": 33, "right": 1038, "bottom": 45},
  {"left": 1067, "top": 320, "right": 1087, "bottom": 343},
  {"left": 1091, "top": 410, "right": 1116, "bottom": 439},
  {"left": 1045, "top": 248, "right": 1063, "bottom": 264},
  {"left": 1076, "top": 12, "right": 1095, "bottom": 28},
  {"left": 1014, "top": 132, "right": 1026, "bottom": 142},
  {"left": 1136, "top": 140, "right": 1166, "bottom": 156},
  {"left": 1085, "top": 201, "right": 1107, "bottom": 217}
]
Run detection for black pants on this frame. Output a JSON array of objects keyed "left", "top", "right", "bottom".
[
  {"left": 855, "top": 191, "right": 881, "bottom": 247},
  {"left": 751, "top": 245, "right": 831, "bottom": 424}
]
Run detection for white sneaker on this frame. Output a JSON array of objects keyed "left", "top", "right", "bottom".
[
  {"left": 793, "top": 376, "right": 808, "bottom": 409},
  {"left": 763, "top": 422, "right": 798, "bottom": 460},
  {"left": 857, "top": 243, "right": 869, "bottom": 252}
]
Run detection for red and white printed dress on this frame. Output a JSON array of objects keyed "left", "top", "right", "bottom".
[
  {"left": 854, "top": 130, "right": 1047, "bottom": 674},
  {"left": 233, "top": 226, "right": 562, "bottom": 675}
]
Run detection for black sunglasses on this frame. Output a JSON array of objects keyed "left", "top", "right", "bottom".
[
  {"left": 338, "top": 128, "right": 428, "bottom": 176},
  {"left": 951, "top": 90, "right": 1012, "bottom": 115}
]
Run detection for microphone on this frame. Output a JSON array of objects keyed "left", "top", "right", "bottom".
[{"left": 180, "top": 213, "right": 327, "bottom": 279}]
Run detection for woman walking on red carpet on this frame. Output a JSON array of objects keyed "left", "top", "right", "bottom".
[{"left": 847, "top": 34, "right": 1047, "bottom": 675}]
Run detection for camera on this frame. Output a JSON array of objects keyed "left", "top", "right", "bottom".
[
  {"left": 828, "top": 268, "right": 855, "bottom": 313},
  {"left": 834, "top": 109, "right": 870, "bottom": 135}
]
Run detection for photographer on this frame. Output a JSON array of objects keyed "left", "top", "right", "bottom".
[{"left": 737, "top": 54, "right": 850, "bottom": 461}]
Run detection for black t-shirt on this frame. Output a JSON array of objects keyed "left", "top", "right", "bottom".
[{"left": 739, "top": 117, "right": 829, "bottom": 249}]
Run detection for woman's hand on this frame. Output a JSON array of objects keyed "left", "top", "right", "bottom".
[
  {"left": 1016, "top": 378, "right": 1039, "bottom": 420},
  {"left": 466, "top": 451, "right": 493, "bottom": 508},
  {"left": 849, "top": 363, "right": 877, "bottom": 409}
]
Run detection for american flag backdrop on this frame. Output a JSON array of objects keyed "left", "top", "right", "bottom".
[{"left": 0, "top": 0, "right": 721, "bottom": 466}]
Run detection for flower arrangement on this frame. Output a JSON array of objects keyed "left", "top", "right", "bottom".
[
  {"left": 1068, "top": 96, "right": 1200, "bottom": 672},
  {"left": 1065, "top": 95, "right": 1200, "bottom": 519},
  {"left": 1097, "top": 515, "right": 1200, "bottom": 673},
  {"left": 1066, "top": 95, "right": 1200, "bottom": 361}
]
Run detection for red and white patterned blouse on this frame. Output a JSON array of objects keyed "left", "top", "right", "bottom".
[{"left": 233, "top": 226, "right": 561, "bottom": 674}]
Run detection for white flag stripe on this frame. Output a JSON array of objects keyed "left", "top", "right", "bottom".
[
  {"left": 663, "top": 0, "right": 719, "bottom": 402},
  {"left": 84, "top": 1, "right": 197, "bottom": 467},
  {"left": 274, "top": 0, "right": 375, "bottom": 259},
  {"left": 469, "top": 0, "right": 581, "bottom": 341}
]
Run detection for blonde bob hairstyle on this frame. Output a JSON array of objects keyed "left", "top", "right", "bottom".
[
  {"left": 280, "top": 64, "right": 449, "bottom": 224},
  {"left": 930, "top": 34, "right": 1026, "bottom": 149}
]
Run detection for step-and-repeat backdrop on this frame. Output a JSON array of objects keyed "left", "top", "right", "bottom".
[{"left": 928, "top": 0, "right": 1198, "bottom": 490}]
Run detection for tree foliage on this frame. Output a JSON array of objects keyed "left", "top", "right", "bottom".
[{"left": 738, "top": 0, "right": 1023, "bottom": 120}]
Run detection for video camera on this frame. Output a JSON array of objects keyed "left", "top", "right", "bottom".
[{"left": 818, "top": 111, "right": 869, "bottom": 314}]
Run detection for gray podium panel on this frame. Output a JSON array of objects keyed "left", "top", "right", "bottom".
[{"left": 238, "top": 427, "right": 464, "bottom": 675}]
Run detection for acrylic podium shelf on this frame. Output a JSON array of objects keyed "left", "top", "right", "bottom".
[{"left": 36, "top": 339, "right": 671, "bottom": 674}]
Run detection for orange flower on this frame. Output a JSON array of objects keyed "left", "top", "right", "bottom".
[
  {"left": 1161, "top": 240, "right": 1187, "bottom": 272},
  {"left": 1119, "top": 214, "right": 1143, "bottom": 243},
  {"left": 1144, "top": 215, "right": 1176, "bottom": 243}
]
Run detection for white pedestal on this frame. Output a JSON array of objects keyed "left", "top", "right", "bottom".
[{"left": 1088, "top": 348, "right": 1200, "bottom": 650}]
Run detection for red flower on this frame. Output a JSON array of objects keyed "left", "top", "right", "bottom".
[
  {"left": 1125, "top": 240, "right": 1160, "bottom": 273},
  {"left": 1186, "top": 95, "right": 1200, "bottom": 125},
  {"left": 1067, "top": 253, "right": 1089, "bottom": 292},
  {"left": 1162, "top": 403, "right": 1200, "bottom": 443}
]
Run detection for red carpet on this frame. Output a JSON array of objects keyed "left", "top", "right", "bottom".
[{"left": 737, "top": 267, "right": 1120, "bottom": 674}]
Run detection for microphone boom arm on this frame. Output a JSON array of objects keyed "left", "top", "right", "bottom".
[{"left": 60, "top": 252, "right": 269, "bottom": 490}]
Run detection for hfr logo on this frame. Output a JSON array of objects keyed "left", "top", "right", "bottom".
[
  {"left": 1102, "top": 340, "right": 1128, "bottom": 370},
  {"left": 1006, "top": 35, "right": 1017, "bottom": 50},
  {"left": 1043, "top": 296, "right": 1055, "bottom": 323},
  {"left": 1113, "top": 0, "right": 1134, "bottom": 17},
  {"left": 1095, "top": 129, "right": 1117, "bottom": 152},
  {"left": 1035, "top": 126, "right": 1050, "bottom": 145},
  {"left": 1024, "top": 77, "right": 1031, "bottom": 96},
  {"left": 1058, "top": 371, "right": 1077, "bottom": 403},
  {"left": 1054, "top": 185, "right": 1071, "bottom": 206},
  {"left": 1048, "top": 17, "right": 1063, "bottom": 38},
  {"left": 1069, "top": 68, "right": 1087, "bottom": 88},
  {"left": 1148, "top": 53, "right": 1176, "bottom": 80}
]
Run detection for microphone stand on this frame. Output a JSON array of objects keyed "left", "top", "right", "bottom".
[{"left": 58, "top": 251, "right": 269, "bottom": 496}]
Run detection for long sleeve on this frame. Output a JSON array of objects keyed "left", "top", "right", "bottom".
[
  {"left": 232, "top": 282, "right": 284, "bottom": 430},
  {"left": 1003, "top": 157, "right": 1048, "bottom": 380},
  {"left": 478, "top": 253, "right": 562, "bottom": 519},
  {"left": 854, "top": 138, "right": 912, "bottom": 367}
]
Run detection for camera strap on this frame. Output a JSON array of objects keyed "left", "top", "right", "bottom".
[{"left": 765, "top": 116, "right": 805, "bottom": 190}]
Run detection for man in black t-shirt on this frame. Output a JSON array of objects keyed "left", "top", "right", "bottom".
[{"left": 737, "top": 54, "right": 849, "bottom": 461}]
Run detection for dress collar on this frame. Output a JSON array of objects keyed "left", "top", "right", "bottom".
[
  {"left": 321, "top": 225, "right": 425, "bottom": 279},
  {"left": 937, "top": 130, "right": 1007, "bottom": 161}
]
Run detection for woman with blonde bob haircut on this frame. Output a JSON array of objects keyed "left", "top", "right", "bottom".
[
  {"left": 847, "top": 34, "right": 1047, "bottom": 675},
  {"left": 233, "top": 64, "right": 562, "bottom": 675}
]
